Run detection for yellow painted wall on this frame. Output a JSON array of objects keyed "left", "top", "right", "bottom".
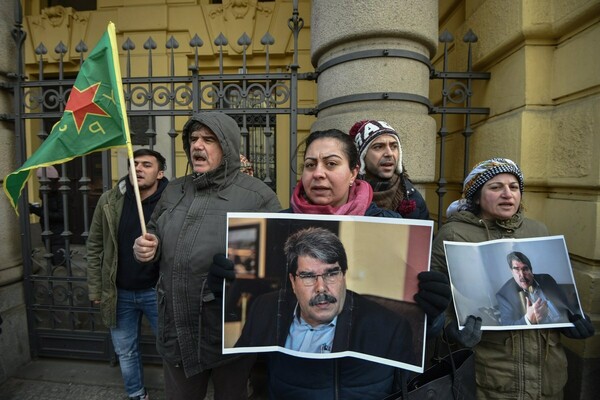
[
  {"left": 22, "top": 0, "right": 317, "bottom": 208},
  {"left": 435, "top": 0, "right": 600, "bottom": 359}
]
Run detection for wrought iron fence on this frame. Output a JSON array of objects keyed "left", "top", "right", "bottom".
[{"left": 8, "top": 1, "right": 306, "bottom": 362}]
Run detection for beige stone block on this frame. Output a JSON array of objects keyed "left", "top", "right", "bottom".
[
  {"left": 519, "top": 108, "right": 553, "bottom": 184},
  {"left": 117, "top": 5, "right": 168, "bottom": 32},
  {"left": 466, "top": 112, "right": 522, "bottom": 163},
  {"left": 481, "top": 47, "right": 526, "bottom": 117},
  {"left": 553, "top": 23, "right": 600, "bottom": 101},
  {"left": 547, "top": 96, "right": 600, "bottom": 186},
  {"left": 549, "top": 0, "right": 600, "bottom": 35},
  {"left": 520, "top": 190, "right": 547, "bottom": 223},
  {"left": 571, "top": 264, "right": 600, "bottom": 314},
  {"left": 562, "top": 261, "right": 600, "bottom": 358},
  {"left": 545, "top": 198, "right": 600, "bottom": 260},
  {"left": 524, "top": 46, "right": 553, "bottom": 104},
  {"left": 460, "top": 0, "right": 524, "bottom": 64}
]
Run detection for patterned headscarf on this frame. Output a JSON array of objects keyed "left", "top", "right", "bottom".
[
  {"left": 446, "top": 158, "right": 524, "bottom": 217},
  {"left": 462, "top": 158, "right": 524, "bottom": 200}
]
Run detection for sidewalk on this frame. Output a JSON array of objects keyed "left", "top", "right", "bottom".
[{"left": 0, "top": 358, "right": 167, "bottom": 400}]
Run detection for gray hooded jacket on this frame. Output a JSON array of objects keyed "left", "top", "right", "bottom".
[{"left": 147, "top": 113, "right": 280, "bottom": 377}]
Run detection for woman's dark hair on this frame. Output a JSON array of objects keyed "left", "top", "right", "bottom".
[{"left": 299, "top": 129, "right": 359, "bottom": 172}]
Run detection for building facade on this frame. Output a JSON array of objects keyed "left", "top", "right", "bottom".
[{"left": 0, "top": 0, "right": 598, "bottom": 398}]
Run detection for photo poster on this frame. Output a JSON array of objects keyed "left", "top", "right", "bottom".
[
  {"left": 222, "top": 212, "right": 434, "bottom": 373},
  {"left": 444, "top": 235, "right": 584, "bottom": 331}
]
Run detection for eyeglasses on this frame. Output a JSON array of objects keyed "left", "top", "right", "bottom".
[{"left": 294, "top": 268, "right": 343, "bottom": 287}]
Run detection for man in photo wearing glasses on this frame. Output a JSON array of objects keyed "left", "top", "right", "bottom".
[{"left": 235, "top": 226, "right": 415, "bottom": 364}]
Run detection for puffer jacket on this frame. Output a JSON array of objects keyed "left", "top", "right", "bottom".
[
  {"left": 147, "top": 113, "right": 281, "bottom": 377},
  {"left": 87, "top": 176, "right": 168, "bottom": 327},
  {"left": 432, "top": 210, "right": 568, "bottom": 400}
]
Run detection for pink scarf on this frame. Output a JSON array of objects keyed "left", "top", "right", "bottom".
[{"left": 290, "top": 179, "right": 373, "bottom": 215}]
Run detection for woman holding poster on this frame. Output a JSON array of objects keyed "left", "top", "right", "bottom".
[
  {"left": 248, "top": 129, "right": 451, "bottom": 399},
  {"left": 432, "top": 158, "right": 594, "bottom": 400}
]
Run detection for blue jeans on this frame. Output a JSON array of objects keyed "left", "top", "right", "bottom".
[{"left": 111, "top": 288, "right": 158, "bottom": 398}]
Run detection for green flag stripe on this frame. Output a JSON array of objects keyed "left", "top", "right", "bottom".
[{"left": 2, "top": 22, "right": 130, "bottom": 215}]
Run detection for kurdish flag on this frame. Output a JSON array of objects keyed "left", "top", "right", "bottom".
[{"left": 3, "top": 22, "right": 132, "bottom": 213}]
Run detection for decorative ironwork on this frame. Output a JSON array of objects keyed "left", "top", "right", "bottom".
[
  {"left": 11, "top": 0, "right": 306, "bottom": 362},
  {"left": 430, "top": 29, "right": 491, "bottom": 227}
]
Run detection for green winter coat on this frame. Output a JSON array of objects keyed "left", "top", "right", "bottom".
[
  {"left": 86, "top": 177, "right": 167, "bottom": 327},
  {"left": 432, "top": 210, "right": 568, "bottom": 400},
  {"left": 87, "top": 179, "right": 127, "bottom": 328}
]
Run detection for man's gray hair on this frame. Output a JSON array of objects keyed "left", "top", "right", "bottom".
[{"left": 284, "top": 227, "right": 348, "bottom": 275}]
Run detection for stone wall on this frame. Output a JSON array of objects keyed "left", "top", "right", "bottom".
[
  {"left": 0, "top": 0, "right": 31, "bottom": 384},
  {"left": 436, "top": 1, "right": 600, "bottom": 398}
]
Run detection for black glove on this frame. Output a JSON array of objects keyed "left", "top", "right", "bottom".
[
  {"left": 207, "top": 254, "right": 235, "bottom": 296},
  {"left": 445, "top": 315, "right": 482, "bottom": 347},
  {"left": 29, "top": 203, "right": 42, "bottom": 216},
  {"left": 413, "top": 271, "right": 452, "bottom": 320},
  {"left": 562, "top": 312, "right": 594, "bottom": 339}
]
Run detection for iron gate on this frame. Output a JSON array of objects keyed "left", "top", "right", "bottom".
[{"left": 9, "top": 3, "right": 307, "bottom": 362}]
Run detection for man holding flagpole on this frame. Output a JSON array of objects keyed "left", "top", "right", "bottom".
[
  {"left": 134, "top": 113, "right": 281, "bottom": 400},
  {"left": 3, "top": 20, "right": 159, "bottom": 396},
  {"left": 87, "top": 148, "right": 168, "bottom": 400}
]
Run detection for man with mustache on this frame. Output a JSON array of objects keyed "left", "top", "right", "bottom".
[
  {"left": 88, "top": 149, "right": 168, "bottom": 400},
  {"left": 496, "top": 251, "right": 579, "bottom": 326},
  {"left": 349, "top": 120, "right": 429, "bottom": 219},
  {"left": 133, "top": 113, "right": 280, "bottom": 400},
  {"left": 236, "top": 226, "right": 415, "bottom": 363}
]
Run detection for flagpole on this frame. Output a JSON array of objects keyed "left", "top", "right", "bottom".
[
  {"left": 108, "top": 22, "right": 147, "bottom": 236},
  {"left": 128, "top": 156, "right": 147, "bottom": 236}
]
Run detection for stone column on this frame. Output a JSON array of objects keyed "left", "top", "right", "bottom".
[
  {"left": 310, "top": 0, "right": 438, "bottom": 182},
  {"left": 0, "top": 0, "right": 31, "bottom": 384}
]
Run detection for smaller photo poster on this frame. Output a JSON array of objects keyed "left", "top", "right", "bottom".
[{"left": 444, "top": 236, "right": 584, "bottom": 330}]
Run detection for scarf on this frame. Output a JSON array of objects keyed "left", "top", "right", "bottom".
[
  {"left": 290, "top": 179, "right": 373, "bottom": 215},
  {"left": 366, "top": 172, "right": 403, "bottom": 210},
  {"left": 365, "top": 172, "right": 417, "bottom": 216}
]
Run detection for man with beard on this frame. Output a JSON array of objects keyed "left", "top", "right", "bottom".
[
  {"left": 88, "top": 149, "right": 168, "bottom": 400},
  {"left": 496, "top": 251, "right": 579, "bottom": 326},
  {"left": 236, "top": 227, "right": 415, "bottom": 364},
  {"left": 349, "top": 120, "right": 429, "bottom": 219}
]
